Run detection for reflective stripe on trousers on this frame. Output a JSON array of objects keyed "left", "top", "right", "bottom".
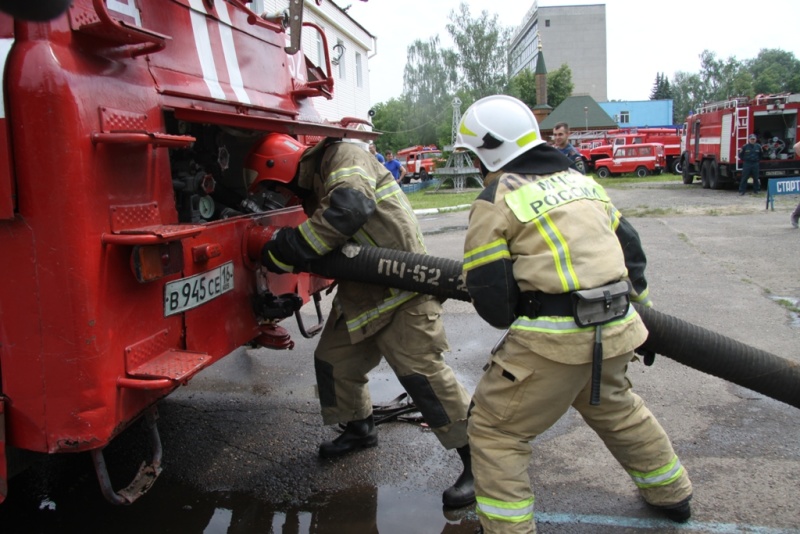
[
  {"left": 476, "top": 495, "right": 535, "bottom": 523},
  {"left": 628, "top": 455, "right": 685, "bottom": 489}
]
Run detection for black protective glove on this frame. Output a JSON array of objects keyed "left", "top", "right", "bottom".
[
  {"left": 261, "top": 228, "right": 301, "bottom": 274},
  {"left": 635, "top": 346, "right": 656, "bottom": 366}
]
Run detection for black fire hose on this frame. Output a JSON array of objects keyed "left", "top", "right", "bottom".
[{"left": 306, "top": 244, "right": 800, "bottom": 410}]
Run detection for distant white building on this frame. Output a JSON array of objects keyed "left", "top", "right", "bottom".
[
  {"left": 250, "top": 1, "right": 376, "bottom": 123},
  {"left": 509, "top": 2, "right": 608, "bottom": 102}
]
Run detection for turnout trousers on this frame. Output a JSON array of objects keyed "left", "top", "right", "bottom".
[
  {"left": 314, "top": 295, "right": 470, "bottom": 449},
  {"left": 469, "top": 338, "right": 693, "bottom": 533}
]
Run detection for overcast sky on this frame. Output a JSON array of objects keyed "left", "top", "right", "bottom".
[{"left": 342, "top": 0, "right": 800, "bottom": 105}]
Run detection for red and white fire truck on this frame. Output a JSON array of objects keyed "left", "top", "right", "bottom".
[
  {"left": 585, "top": 128, "right": 682, "bottom": 174},
  {"left": 396, "top": 145, "right": 442, "bottom": 184},
  {"left": 0, "top": 0, "right": 374, "bottom": 504},
  {"left": 680, "top": 93, "right": 800, "bottom": 189}
]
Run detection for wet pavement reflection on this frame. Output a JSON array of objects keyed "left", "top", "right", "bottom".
[{"left": 0, "top": 461, "right": 480, "bottom": 533}]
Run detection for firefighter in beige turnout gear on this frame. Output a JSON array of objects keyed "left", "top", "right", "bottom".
[
  {"left": 455, "top": 96, "right": 693, "bottom": 533},
  {"left": 246, "top": 134, "right": 474, "bottom": 508}
]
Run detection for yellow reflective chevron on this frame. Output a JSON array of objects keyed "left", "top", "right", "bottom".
[
  {"left": 326, "top": 165, "right": 375, "bottom": 188},
  {"left": 505, "top": 172, "right": 610, "bottom": 223},
  {"left": 628, "top": 455, "right": 685, "bottom": 489},
  {"left": 464, "top": 238, "right": 511, "bottom": 271},
  {"left": 532, "top": 212, "right": 579, "bottom": 292},
  {"left": 476, "top": 495, "right": 535, "bottom": 523}
]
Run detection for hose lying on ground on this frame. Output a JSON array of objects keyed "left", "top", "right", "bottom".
[{"left": 306, "top": 243, "right": 800, "bottom": 410}]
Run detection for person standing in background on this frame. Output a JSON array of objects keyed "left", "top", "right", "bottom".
[
  {"left": 384, "top": 151, "right": 407, "bottom": 183},
  {"left": 369, "top": 143, "right": 385, "bottom": 163},
  {"left": 738, "top": 134, "right": 761, "bottom": 195},
  {"left": 790, "top": 142, "right": 800, "bottom": 228}
]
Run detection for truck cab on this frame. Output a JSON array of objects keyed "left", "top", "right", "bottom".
[
  {"left": 594, "top": 143, "right": 666, "bottom": 178},
  {"left": 396, "top": 145, "right": 442, "bottom": 184}
]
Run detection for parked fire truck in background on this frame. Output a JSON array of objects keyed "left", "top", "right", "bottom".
[
  {"left": 0, "top": 0, "right": 374, "bottom": 505},
  {"left": 680, "top": 93, "right": 800, "bottom": 189},
  {"left": 396, "top": 145, "right": 442, "bottom": 184},
  {"left": 584, "top": 128, "right": 682, "bottom": 174}
]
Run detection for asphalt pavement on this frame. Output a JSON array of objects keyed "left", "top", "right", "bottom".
[{"left": 2, "top": 179, "right": 799, "bottom": 533}]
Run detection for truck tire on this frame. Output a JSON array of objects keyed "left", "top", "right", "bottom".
[
  {"left": 671, "top": 158, "right": 683, "bottom": 175},
  {"left": 701, "top": 160, "right": 710, "bottom": 189},
  {"left": 635, "top": 166, "right": 649, "bottom": 178},
  {"left": 596, "top": 166, "right": 610, "bottom": 179},
  {"left": 682, "top": 155, "right": 693, "bottom": 184},
  {"left": 419, "top": 169, "right": 430, "bottom": 182},
  {"left": 708, "top": 161, "right": 721, "bottom": 190}
]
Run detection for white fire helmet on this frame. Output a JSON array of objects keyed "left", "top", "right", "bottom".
[{"left": 454, "top": 95, "right": 544, "bottom": 171}]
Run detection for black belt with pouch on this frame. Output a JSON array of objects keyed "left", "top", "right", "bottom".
[{"left": 518, "top": 281, "right": 632, "bottom": 406}]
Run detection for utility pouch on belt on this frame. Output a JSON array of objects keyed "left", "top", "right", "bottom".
[
  {"left": 571, "top": 280, "right": 631, "bottom": 406},
  {"left": 571, "top": 280, "right": 631, "bottom": 327}
]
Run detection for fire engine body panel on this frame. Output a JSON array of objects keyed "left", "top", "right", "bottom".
[
  {"left": 0, "top": 0, "right": 374, "bottom": 503},
  {"left": 682, "top": 94, "right": 800, "bottom": 189}
]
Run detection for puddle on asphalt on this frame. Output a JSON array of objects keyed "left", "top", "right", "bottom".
[
  {"left": 769, "top": 295, "right": 800, "bottom": 326},
  {"left": 0, "top": 469, "right": 480, "bottom": 533}
]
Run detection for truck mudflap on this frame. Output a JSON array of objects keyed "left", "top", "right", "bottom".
[
  {"left": 91, "top": 408, "right": 162, "bottom": 505},
  {"left": 1, "top": 396, "right": 6, "bottom": 504}
]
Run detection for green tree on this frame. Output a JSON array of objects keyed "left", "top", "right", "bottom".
[
  {"left": 699, "top": 50, "right": 749, "bottom": 102},
  {"left": 747, "top": 49, "right": 800, "bottom": 94},
  {"left": 671, "top": 71, "right": 705, "bottom": 124},
  {"left": 369, "top": 98, "right": 414, "bottom": 153},
  {"left": 650, "top": 72, "right": 673, "bottom": 100},
  {"left": 546, "top": 64, "right": 574, "bottom": 108},
  {"left": 507, "top": 68, "right": 537, "bottom": 108},
  {"left": 508, "top": 64, "right": 573, "bottom": 109},
  {"left": 400, "top": 36, "right": 457, "bottom": 146},
  {"left": 446, "top": 2, "right": 511, "bottom": 100}
]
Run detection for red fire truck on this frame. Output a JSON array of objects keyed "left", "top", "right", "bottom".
[
  {"left": 586, "top": 128, "right": 682, "bottom": 174},
  {"left": 680, "top": 93, "right": 800, "bottom": 189},
  {"left": 396, "top": 145, "right": 442, "bottom": 184},
  {"left": 0, "top": 0, "right": 374, "bottom": 504}
]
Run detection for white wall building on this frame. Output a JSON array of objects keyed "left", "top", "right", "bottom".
[
  {"left": 509, "top": 2, "right": 607, "bottom": 102},
  {"left": 250, "top": 1, "right": 376, "bottom": 124}
]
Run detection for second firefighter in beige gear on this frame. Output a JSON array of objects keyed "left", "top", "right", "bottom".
[
  {"left": 248, "top": 134, "right": 474, "bottom": 508},
  {"left": 456, "top": 95, "right": 693, "bottom": 533}
]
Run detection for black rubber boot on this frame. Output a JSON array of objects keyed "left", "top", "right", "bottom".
[
  {"left": 655, "top": 496, "right": 692, "bottom": 523},
  {"left": 319, "top": 415, "right": 378, "bottom": 459},
  {"left": 442, "top": 445, "right": 475, "bottom": 508}
]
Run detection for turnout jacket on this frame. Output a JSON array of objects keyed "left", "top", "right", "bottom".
[
  {"left": 286, "top": 140, "right": 430, "bottom": 343},
  {"left": 463, "top": 145, "right": 649, "bottom": 365}
]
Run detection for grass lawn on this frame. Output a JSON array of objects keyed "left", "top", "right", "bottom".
[{"left": 405, "top": 173, "right": 680, "bottom": 211}]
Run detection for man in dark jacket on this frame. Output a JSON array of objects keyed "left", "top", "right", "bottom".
[{"left": 739, "top": 134, "right": 762, "bottom": 195}]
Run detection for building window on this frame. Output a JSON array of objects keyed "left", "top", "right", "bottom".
[
  {"left": 336, "top": 39, "right": 346, "bottom": 79},
  {"left": 355, "top": 52, "right": 363, "bottom": 88},
  {"left": 316, "top": 30, "right": 324, "bottom": 66},
  {"left": 545, "top": 19, "right": 550, "bottom": 27},
  {"left": 620, "top": 111, "right": 630, "bottom": 124}
]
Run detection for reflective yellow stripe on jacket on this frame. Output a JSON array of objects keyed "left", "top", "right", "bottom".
[
  {"left": 512, "top": 304, "right": 639, "bottom": 334},
  {"left": 464, "top": 238, "right": 510, "bottom": 271},
  {"left": 476, "top": 495, "right": 535, "bottom": 523}
]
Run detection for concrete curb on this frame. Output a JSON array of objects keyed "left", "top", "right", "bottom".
[{"left": 414, "top": 204, "right": 472, "bottom": 215}]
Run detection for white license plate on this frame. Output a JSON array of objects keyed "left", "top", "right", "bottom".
[{"left": 164, "top": 261, "right": 234, "bottom": 316}]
